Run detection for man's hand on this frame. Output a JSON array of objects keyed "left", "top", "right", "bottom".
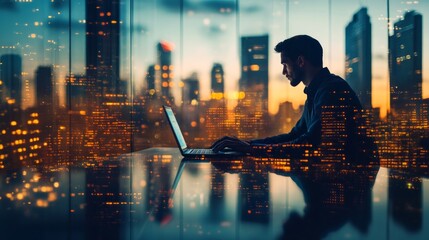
[{"left": 211, "top": 136, "right": 251, "bottom": 153}]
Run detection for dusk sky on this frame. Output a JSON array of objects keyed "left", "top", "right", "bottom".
[{"left": 0, "top": 0, "right": 428, "bottom": 117}]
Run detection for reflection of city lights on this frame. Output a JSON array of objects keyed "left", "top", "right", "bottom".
[
  {"left": 17, "top": 193, "right": 24, "bottom": 200},
  {"left": 211, "top": 92, "right": 224, "bottom": 100},
  {"left": 250, "top": 64, "right": 260, "bottom": 71},
  {"left": 6, "top": 193, "right": 13, "bottom": 200},
  {"left": 33, "top": 174, "right": 41, "bottom": 182},
  {"left": 239, "top": 91, "right": 246, "bottom": 99},
  {"left": 48, "top": 193, "right": 57, "bottom": 202},
  {"left": 36, "top": 199, "right": 49, "bottom": 208}
]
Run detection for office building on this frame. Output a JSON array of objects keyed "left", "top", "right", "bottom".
[
  {"left": 157, "top": 41, "right": 174, "bottom": 101},
  {"left": 0, "top": 54, "right": 22, "bottom": 108},
  {"left": 211, "top": 63, "right": 225, "bottom": 97},
  {"left": 86, "top": 0, "right": 121, "bottom": 98},
  {"left": 237, "top": 35, "right": 269, "bottom": 139},
  {"left": 389, "top": 11, "right": 422, "bottom": 120},
  {"left": 240, "top": 34, "right": 269, "bottom": 110},
  {"left": 345, "top": 7, "right": 372, "bottom": 109},
  {"left": 145, "top": 64, "right": 156, "bottom": 96},
  {"left": 36, "top": 66, "right": 53, "bottom": 107}
]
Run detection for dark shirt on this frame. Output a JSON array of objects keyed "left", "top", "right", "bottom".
[{"left": 250, "top": 67, "right": 363, "bottom": 149}]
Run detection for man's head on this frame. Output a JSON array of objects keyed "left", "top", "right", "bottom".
[{"left": 275, "top": 35, "right": 323, "bottom": 87}]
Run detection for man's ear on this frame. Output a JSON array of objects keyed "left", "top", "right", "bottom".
[{"left": 296, "top": 55, "right": 305, "bottom": 67}]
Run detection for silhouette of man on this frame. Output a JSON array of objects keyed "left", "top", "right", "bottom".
[{"left": 211, "top": 35, "right": 367, "bottom": 158}]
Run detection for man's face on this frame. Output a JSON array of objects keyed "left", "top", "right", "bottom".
[{"left": 281, "top": 52, "right": 304, "bottom": 87}]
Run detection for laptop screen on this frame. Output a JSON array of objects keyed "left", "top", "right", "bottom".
[{"left": 164, "top": 106, "right": 188, "bottom": 150}]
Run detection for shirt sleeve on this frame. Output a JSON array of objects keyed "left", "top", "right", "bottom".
[
  {"left": 249, "top": 83, "right": 340, "bottom": 156},
  {"left": 249, "top": 114, "right": 307, "bottom": 144}
]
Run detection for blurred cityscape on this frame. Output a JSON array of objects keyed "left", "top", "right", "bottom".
[
  {"left": 1, "top": 3, "right": 429, "bottom": 171},
  {"left": 1, "top": 1, "right": 429, "bottom": 239}
]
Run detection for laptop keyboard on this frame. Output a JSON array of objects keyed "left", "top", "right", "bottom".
[{"left": 187, "top": 149, "right": 215, "bottom": 154}]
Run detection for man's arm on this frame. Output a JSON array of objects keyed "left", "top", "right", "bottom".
[
  {"left": 249, "top": 85, "right": 336, "bottom": 156},
  {"left": 250, "top": 115, "right": 307, "bottom": 144}
]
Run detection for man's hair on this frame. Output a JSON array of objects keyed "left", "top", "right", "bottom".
[{"left": 274, "top": 35, "right": 323, "bottom": 67}]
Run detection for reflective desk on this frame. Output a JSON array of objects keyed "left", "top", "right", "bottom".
[{"left": 1, "top": 147, "right": 429, "bottom": 239}]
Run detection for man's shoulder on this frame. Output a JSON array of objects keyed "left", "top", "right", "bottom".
[
  {"left": 314, "top": 73, "right": 360, "bottom": 106},
  {"left": 318, "top": 74, "right": 351, "bottom": 93}
]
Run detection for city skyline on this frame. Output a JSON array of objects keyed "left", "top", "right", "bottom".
[
  {"left": 2, "top": 2, "right": 429, "bottom": 238},
  {"left": 0, "top": 1, "right": 428, "bottom": 117},
  {"left": 1, "top": 0, "right": 429, "bottom": 170}
]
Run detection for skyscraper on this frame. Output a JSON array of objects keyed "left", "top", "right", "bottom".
[
  {"left": 345, "top": 7, "right": 372, "bottom": 109},
  {"left": 0, "top": 54, "right": 22, "bottom": 108},
  {"left": 145, "top": 65, "right": 156, "bottom": 96},
  {"left": 66, "top": 74, "right": 87, "bottom": 109},
  {"left": 237, "top": 35, "right": 269, "bottom": 139},
  {"left": 211, "top": 63, "right": 224, "bottom": 97},
  {"left": 240, "top": 34, "right": 269, "bottom": 109},
  {"left": 182, "top": 73, "right": 200, "bottom": 136},
  {"left": 36, "top": 66, "right": 53, "bottom": 107},
  {"left": 182, "top": 74, "right": 199, "bottom": 105},
  {"left": 389, "top": 11, "right": 422, "bottom": 120},
  {"left": 157, "top": 41, "right": 174, "bottom": 101},
  {"left": 86, "top": 0, "right": 120, "bottom": 98}
]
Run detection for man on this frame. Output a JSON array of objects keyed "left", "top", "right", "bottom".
[{"left": 211, "top": 35, "right": 369, "bottom": 159}]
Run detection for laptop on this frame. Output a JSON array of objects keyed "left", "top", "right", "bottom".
[{"left": 163, "top": 105, "right": 244, "bottom": 157}]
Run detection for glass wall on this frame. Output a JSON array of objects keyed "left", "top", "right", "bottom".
[{"left": 1, "top": 0, "right": 429, "bottom": 238}]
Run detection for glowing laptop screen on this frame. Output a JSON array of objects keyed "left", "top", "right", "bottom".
[{"left": 164, "top": 106, "right": 187, "bottom": 150}]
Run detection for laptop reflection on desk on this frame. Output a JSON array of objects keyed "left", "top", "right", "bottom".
[
  {"left": 168, "top": 158, "right": 210, "bottom": 208},
  {"left": 163, "top": 105, "right": 244, "bottom": 158}
]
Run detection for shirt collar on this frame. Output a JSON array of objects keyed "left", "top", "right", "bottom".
[{"left": 303, "top": 67, "right": 330, "bottom": 95}]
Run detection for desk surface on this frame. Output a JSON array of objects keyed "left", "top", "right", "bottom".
[{"left": 1, "top": 147, "right": 429, "bottom": 239}]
